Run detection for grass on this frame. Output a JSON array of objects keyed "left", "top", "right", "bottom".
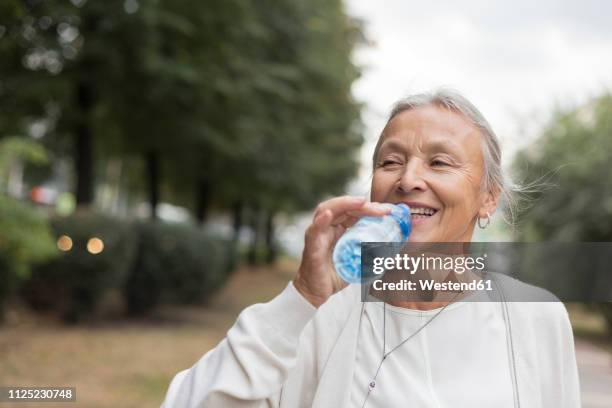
[{"left": 0, "top": 259, "right": 296, "bottom": 408}]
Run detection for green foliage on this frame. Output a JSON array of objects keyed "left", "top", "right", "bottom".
[
  {"left": 0, "top": 135, "right": 56, "bottom": 320},
  {"left": 22, "top": 213, "right": 137, "bottom": 322},
  {"left": 125, "top": 221, "right": 234, "bottom": 315},
  {"left": 513, "top": 94, "right": 612, "bottom": 241},
  {"left": 0, "top": 136, "right": 56, "bottom": 278},
  {"left": 513, "top": 94, "right": 612, "bottom": 333},
  {"left": 0, "top": 195, "right": 57, "bottom": 320},
  {"left": 210, "top": 0, "right": 364, "bottom": 214},
  {"left": 20, "top": 214, "right": 235, "bottom": 321},
  {"left": 0, "top": 0, "right": 364, "bottom": 218},
  {"left": 0, "top": 195, "right": 57, "bottom": 276},
  {"left": 0, "top": 136, "right": 50, "bottom": 181},
  {"left": 2, "top": 0, "right": 364, "bottom": 319}
]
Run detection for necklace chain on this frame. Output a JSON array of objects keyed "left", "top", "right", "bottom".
[{"left": 361, "top": 293, "right": 461, "bottom": 408}]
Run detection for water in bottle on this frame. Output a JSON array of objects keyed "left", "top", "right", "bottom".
[{"left": 333, "top": 203, "right": 411, "bottom": 284}]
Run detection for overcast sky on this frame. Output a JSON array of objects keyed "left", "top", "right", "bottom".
[{"left": 345, "top": 0, "right": 612, "bottom": 195}]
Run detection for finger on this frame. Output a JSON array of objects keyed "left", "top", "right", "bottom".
[
  {"left": 306, "top": 210, "right": 329, "bottom": 241},
  {"left": 326, "top": 203, "right": 391, "bottom": 228},
  {"left": 341, "top": 215, "right": 360, "bottom": 229},
  {"left": 305, "top": 211, "right": 334, "bottom": 251},
  {"left": 330, "top": 213, "right": 349, "bottom": 226},
  {"left": 345, "top": 203, "right": 391, "bottom": 218},
  {"left": 331, "top": 224, "right": 347, "bottom": 243},
  {"left": 331, "top": 203, "right": 391, "bottom": 227},
  {"left": 314, "top": 196, "right": 368, "bottom": 220},
  {"left": 330, "top": 213, "right": 357, "bottom": 228},
  {"left": 314, "top": 209, "right": 333, "bottom": 229}
]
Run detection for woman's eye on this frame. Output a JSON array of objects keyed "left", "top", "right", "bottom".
[
  {"left": 381, "top": 160, "right": 402, "bottom": 167},
  {"left": 431, "top": 159, "right": 449, "bottom": 167}
]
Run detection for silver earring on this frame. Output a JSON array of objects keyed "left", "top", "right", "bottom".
[{"left": 478, "top": 212, "right": 491, "bottom": 229}]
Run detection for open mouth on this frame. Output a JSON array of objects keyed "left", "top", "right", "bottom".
[{"left": 409, "top": 207, "right": 438, "bottom": 223}]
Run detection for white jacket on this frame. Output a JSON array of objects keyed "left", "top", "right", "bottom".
[{"left": 161, "top": 275, "right": 581, "bottom": 407}]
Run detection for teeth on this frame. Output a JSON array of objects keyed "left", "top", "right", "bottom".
[{"left": 409, "top": 207, "right": 436, "bottom": 216}]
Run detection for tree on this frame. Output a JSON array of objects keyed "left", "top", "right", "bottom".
[
  {"left": 513, "top": 94, "right": 612, "bottom": 332},
  {"left": 1, "top": 0, "right": 365, "bottom": 233},
  {"left": 1, "top": 0, "right": 137, "bottom": 207},
  {"left": 513, "top": 95, "right": 612, "bottom": 241}
]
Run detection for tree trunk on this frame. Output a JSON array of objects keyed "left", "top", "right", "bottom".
[
  {"left": 247, "top": 205, "right": 261, "bottom": 266},
  {"left": 224, "top": 200, "right": 244, "bottom": 270},
  {"left": 195, "top": 179, "right": 211, "bottom": 224},
  {"left": 75, "top": 82, "right": 94, "bottom": 206},
  {"left": 146, "top": 150, "right": 160, "bottom": 220},
  {"left": 264, "top": 210, "right": 277, "bottom": 264},
  {"left": 231, "top": 200, "right": 244, "bottom": 244}
]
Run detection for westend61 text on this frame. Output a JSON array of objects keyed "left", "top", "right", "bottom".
[
  {"left": 372, "top": 253, "right": 487, "bottom": 275},
  {"left": 372, "top": 279, "right": 493, "bottom": 292}
]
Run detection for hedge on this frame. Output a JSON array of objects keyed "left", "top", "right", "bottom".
[
  {"left": 125, "top": 221, "right": 234, "bottom": 315},
  {"left": 21, "top": 214, "right": 236, "bottom": 321},
  {"left": 22, "top": 213, "right": 137, "bottom": 322},
  {"left": 0, "top": 195, "right": 57, "bottom": 321}
]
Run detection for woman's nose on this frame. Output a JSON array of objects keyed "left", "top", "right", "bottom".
[{"left": 396, "top": 158, "right": 428, "bottom": 193}]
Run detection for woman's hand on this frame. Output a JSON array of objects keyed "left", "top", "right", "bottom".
[{"left": 293, "top": 196, "right": 391, "bottom": 308}]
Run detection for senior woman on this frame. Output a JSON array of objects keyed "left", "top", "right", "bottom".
[{"left": 161, "top": 90, "right": 580, "bottom": 407}]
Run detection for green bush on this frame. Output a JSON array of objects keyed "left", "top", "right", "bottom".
[
  {"left": 0, "top": 195, "right": 57, "bottom": 321},
  {"left": 22, "top": 213, "right": 137, "bottom": 322},
  {"left": 20, "top": 214, "right": 236, "bottom": 321},
  {"left": 125, "top": 222, "right": 234, "bottom": 315}
]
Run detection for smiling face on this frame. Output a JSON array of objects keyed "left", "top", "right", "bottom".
[{"left": 370, "top": 104, "right": 499, "bottom": 242}]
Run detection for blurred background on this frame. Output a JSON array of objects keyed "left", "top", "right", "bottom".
[{"left": 1, "top": 0, "right": 611, "bottom": 406}]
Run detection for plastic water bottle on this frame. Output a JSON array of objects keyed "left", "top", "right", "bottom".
[{"left": 333, "top": 203, "right": 411, "bottom": 284}]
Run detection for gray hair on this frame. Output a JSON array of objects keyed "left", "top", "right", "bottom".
[{"left": 372, "top": 88, "right": 523, "bottom": 226}]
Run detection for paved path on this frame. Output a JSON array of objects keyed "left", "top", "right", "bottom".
[{"left": 576, "top": 339, "right": 612, "bottom": 407}]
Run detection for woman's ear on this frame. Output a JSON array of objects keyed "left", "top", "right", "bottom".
[{"left": 479, "top": 186, "right": 500, "bottom": 218}]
